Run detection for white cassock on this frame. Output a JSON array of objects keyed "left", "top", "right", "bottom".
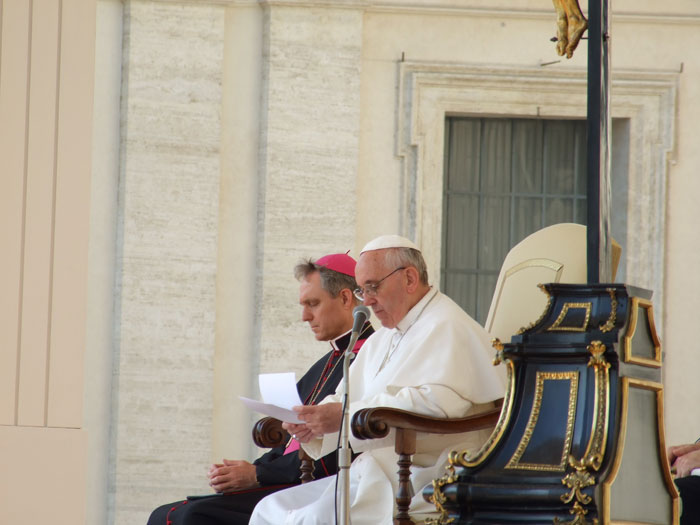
[{"left": 250, "top": 288, "right": 506, "bottom": 525}]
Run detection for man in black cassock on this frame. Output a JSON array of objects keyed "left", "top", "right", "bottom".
[{"left": 147, "top": 253, "right": 373, "bottom": 525}]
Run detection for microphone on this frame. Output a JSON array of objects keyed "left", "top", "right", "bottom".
[
  {"left": 351, "top": 305, "right": 370, "bottom": 336},
  {"left": 344, "top": 305, "right": 370, "bottom": 364}
]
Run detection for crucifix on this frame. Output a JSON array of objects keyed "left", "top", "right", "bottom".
[{"left": 551, "top": 0, "right": 612, "bottom": 284}]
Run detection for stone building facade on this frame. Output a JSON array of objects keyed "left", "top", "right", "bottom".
[{"left": 2, "top": 1, "right": 700, "bottom": 524}]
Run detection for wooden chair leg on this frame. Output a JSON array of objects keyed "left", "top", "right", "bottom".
[
  {"left": 394, "top": 428, "right": 417, "bottom": 525},
  {"left": 298, "top": 446, "right": 315, "bottom": 483}
]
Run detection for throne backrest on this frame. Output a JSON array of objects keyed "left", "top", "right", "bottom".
[{"left": 484, "top": 223, "right": 588, "bottom": 342}]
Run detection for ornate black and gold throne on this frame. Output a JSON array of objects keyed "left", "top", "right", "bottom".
[{"left": 426, "top": 283, "right": 679, "bottom": 524}]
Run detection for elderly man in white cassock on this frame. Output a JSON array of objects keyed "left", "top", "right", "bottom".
[{"left": 249, "top": 235, "right": 506, "bottom": 525}]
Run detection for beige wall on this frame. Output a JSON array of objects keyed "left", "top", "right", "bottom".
[
  {"left": 2, "top": 1, "right": 700, "bottom": 524},
  {"left": 0, "top": 0, "right": 96, "bottom": 523}
]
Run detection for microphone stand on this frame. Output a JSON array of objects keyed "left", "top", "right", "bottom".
[
  {"left": 338, "top": 338, "right": 355, "bottom": 525},
  {"left": 338, "top": 306, "right": 368, "bottom": 525}
]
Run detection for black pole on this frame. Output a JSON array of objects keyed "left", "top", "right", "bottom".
[{"left": 586, "top": 0, "right": 612, "bottom": 284}]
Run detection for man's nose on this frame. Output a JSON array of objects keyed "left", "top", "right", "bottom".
[
  {"left": 362, "top": 295, "right": 376, "bottom": 307},
  {"left": 302, "top": 308, "right": 312, "bottom": 322}
]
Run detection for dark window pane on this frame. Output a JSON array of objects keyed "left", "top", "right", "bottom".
[
  {"left": 575, "top": 198, "right": 587, "bottom": 225},
  {"left": 444, "top": 272, "right": 477, "bottom": 316},
  {"left": 447, "top": 119, "right": 480, "bottom": 192},
  {"left": 480, "top": 120, "right": 512, "bottom": 192},
  {"left": 512, "top": 119, "right": 543, "bottom": 194},
  {"left": 514, "top": 197, "right": 543, "bottom": 244},
  {"left": 544, "top": 121, "right": 576, "bottom": 194},
  {"left": 545, "top": 197, "right": 574, "bottom": 225},
  {"left": 574, "top": 120, "right": 587, "bottom": 195},
  {"left": 445, "top": 194, "right": 479, "bottom": 270},
  {"left": 476, "top": 273, "right": 499, "bottom": 326},
  {"left": 442, "top": 116, "right": 586, "bottom": 323},
  {"left": 480, "top": 196, "right": 510, "bottom": 270}
]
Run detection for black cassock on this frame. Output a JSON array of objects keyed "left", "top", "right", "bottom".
[
  {"left": 147, "top": 323, "right": 374, "bottom": 525},
  {"left": 676, "top": 475, "right": 700, "bottom": 525}
]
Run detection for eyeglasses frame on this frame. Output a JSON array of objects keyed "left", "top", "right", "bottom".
[{"left": 353, "top": 266, "right": 406, "bottom": 301}]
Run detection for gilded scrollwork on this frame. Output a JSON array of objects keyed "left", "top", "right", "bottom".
[
  {"left": 553, "top": 501, "right": 599, "bottom": 525},
  {"left": 425, "top": 461, "right": 457, "bottom": 524},
  {"left": 555, "top": 341, "right": 610, "bottom": 524},
  {"left": 582, "top": 341, "right": 610, "bottom": 471},
  {"left": 517, "top": 283, "right": 552, "bottom": 334},
  {"left": 492, "top": 338, "right": 505, "bottom": 365},
  {"left": 598, "top": 288, "right": 617, "bottom": 333}
]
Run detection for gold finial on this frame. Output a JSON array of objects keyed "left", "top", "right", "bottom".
[{"left": 492, "top": 338, "right": 505, "bottom": 365}]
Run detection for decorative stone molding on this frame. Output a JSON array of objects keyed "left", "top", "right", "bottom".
[{"left": 395, "top": 60, "right": 677, "bottom": 327}]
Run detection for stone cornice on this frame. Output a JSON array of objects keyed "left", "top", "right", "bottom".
[
  {"left": 137, "top": 0, "right": 700, "bottom": 24},
  {"left": 365, "top": 4, "right": 700, "bottom": 26}
]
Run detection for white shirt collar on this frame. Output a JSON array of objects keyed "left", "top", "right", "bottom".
[
  {"left": 329, "top": 327, "right": 353, "bottom": 352},
  {"left": 395, "top": 286, "right": 438, "bottom": 334}
]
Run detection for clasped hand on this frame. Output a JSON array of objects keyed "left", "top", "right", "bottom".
[
  {"left": 208, "top": 459, "right": 257, "bottom": 493},
  {"left": 668, "top": 442, "right": 700, "bottom": 478},
  {"left": 281, "top": 402, "right": 343, "bottom": 443}
]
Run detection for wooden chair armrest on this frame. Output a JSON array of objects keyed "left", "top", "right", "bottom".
[
  {"left": 351, "top": 400, "right": 503, "bottom": 441},
  {"left": 251, "top": 416, "right": 315, "bottom": 483},
  {"left": 252, "top": 416, "right": 288, "bottom": 448},
  {"left": 350, "top": 399, "right": 503, "bottom": 525}
]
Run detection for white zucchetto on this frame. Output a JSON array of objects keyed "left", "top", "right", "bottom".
[{"left": 360, "top": 234, "right": 420, "bottom": 254}]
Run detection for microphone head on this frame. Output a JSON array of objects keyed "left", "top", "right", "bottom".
[{"left": 352, "top": 305, "right": 370, "bottom": 332}]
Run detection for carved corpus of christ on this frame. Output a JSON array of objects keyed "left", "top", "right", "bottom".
[{"left": 552, "top": 0, "right": 588, "bottom": 58}]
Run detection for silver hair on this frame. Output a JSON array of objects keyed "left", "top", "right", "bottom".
[{"left": 383, "top": 247, "right": 429, "bottom": 285}]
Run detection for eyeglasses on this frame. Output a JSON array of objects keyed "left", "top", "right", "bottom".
[{"left": 354, "top": 267, "right": 405, "bottom": 301}]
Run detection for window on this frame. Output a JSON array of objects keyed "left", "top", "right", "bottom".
[{"left": 441, "top": 117, "right": 587, "bottom": 324}]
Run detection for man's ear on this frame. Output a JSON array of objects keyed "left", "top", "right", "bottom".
[
  {"left": 404, "top": 266, "right": 420, "bottom": 293},
  {"left": 339, "top": 288, "right": 354, "bottom": 308}
]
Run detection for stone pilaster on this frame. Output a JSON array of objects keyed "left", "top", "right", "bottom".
[
  {"left": 111, "top": 2, "right": 224, "bottom": 523},
  {"left": 256, "top": 3, "right": 364, "bottom": 374}
]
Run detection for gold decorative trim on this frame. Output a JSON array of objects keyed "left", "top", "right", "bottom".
[
  {"left": 599, "top": 288, "right": 618, "bottom": 333},
  {"left": 547, "top": 302, "right": 592, "bottom": 332},
  {"left": 506, "top": 371, "right": 579, "bottom": 472},
  {"left": 492, "top": 338, "right": 505, "bottom": 366},
  {"left": 579, "top": 341, "right": 611, "bottom": 471},
  {"left": 600, "top": 377, "right": 680, "bottom": 525},
  {"left": 623, "top": 297, "right": 662, "bottom": 368},
  {"left": 556, "top": 341, "right": 610, "bottom": 525},
  {"left": 517, "top": 283, "right": 553, "bottom": 334},
  {"left": 553, "top": 501, "right": 599, "bottom": 525},
  {"left": 455, "top": 356, "right": 516, "bottom": 468},
  {"left": 428, "top": 356, "right": 517, "bottom": 524},
  {"left": 426, "top": 465, "right": 457, "bottom": 525}
]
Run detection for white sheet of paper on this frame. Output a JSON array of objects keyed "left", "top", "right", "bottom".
[
  {"left": 238, "top": 372, "right": 304, "bottom": 424},
  {"left": 239, "top": 396, "right": 303, "bottom": 424},
  {"left": 258, "top": 372, "right": 302, "bottom": 409}
]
